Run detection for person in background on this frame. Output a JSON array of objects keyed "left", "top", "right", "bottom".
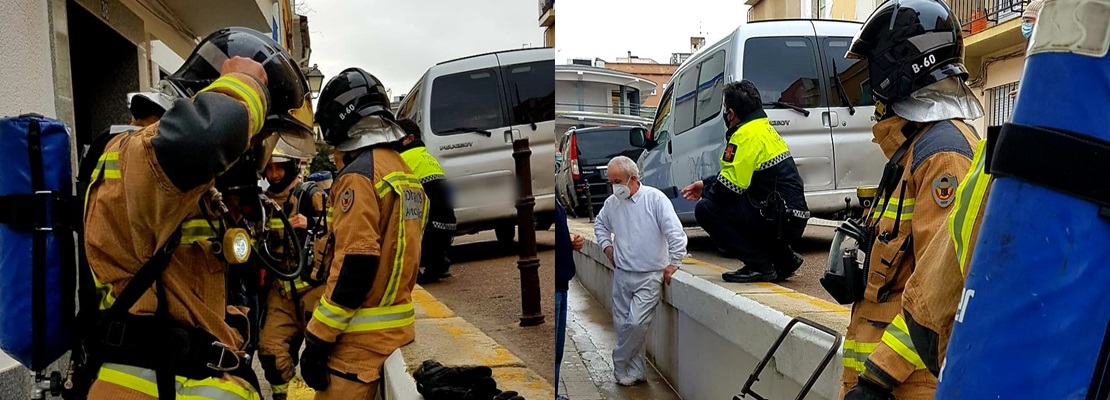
[
  {"left": 555, "top": 198, "right": 582, "bottom": 400},
  {"left": 1011, "top": 0, "right": 1044, "bottom": 99},
  {"left": 126, "top": 90, "right": 174, "bottom": 127},
  {"left": 594, "top": 155, "right": 687, "bottom": 386}
]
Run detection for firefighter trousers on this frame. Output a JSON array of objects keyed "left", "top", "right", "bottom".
[
  {"left": 258, "top": 284, "right": 326, "bottom": 392},
  {"left": 840, "top": 305, "right": 937, "bottom": 399}
]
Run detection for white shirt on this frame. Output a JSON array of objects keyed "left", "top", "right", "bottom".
[{"left": 594, "top": 185, "right": 688, "bottom": 273}]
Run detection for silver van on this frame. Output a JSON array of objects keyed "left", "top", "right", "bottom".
[
  {"left": 396, "top": 48, "right": 556, "bottom": 242},
  {"left": 635, "top": 20, "right": 885, "bottom": 224}
]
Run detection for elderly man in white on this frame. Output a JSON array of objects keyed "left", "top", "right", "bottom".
[{"left": 594, "top": 155, "right": 688, "bottom": 386}]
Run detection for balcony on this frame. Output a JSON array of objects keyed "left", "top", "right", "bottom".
[
  {"left": 539, "top": 0, "right": 554, "bottom": 27},
  {"left": 948, "top": 0, "right": 1029, "bottom": 79}
]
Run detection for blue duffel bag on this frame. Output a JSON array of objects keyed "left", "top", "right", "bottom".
[{"left": 0, "top": 114, "right": 76, "bottom": 371}]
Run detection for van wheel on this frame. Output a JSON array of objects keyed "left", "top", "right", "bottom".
[{"left": 495, "top": 224, "right": 516, "bottom": 246}]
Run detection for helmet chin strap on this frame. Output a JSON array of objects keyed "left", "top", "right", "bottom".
[{"left": 874, "top": 99, "right": 894, "bottom": 121}]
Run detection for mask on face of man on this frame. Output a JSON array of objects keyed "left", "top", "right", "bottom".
[
  {"left": 613, "top": 183, "right": 631, "bottom": 200},
  {"left": 1022, "top": 22, "right": 1034, "bottom": 39}
]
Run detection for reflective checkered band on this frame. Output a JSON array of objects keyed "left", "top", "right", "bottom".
[{"left": 757, "top": 151, "right": 792, "bottom": 171}]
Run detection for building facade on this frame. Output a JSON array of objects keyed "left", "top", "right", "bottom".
[
  {"left": 540, "top": 0, "right": 554, "bottom": 47},
  {"left": 555, "top": 64, "right": 656, "bottom": 136},
  {"left": 0, "top": 0, "right": 311, "bottom": 153},
  {"left": 603, "top": 62, "right": 678, "bottom": 108}
]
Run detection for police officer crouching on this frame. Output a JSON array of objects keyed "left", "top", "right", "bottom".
[
  {"left": 394, "top": 118, "right": 456, "bottom": 284},
  {"left": 680, "top": 80, "right": 809, "bottom": 283},
  {"left": 299, "top": 67, "right": 427, "bottom": 399}
]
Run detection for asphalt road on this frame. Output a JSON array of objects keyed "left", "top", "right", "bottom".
[{"left": 574, "top": 217, "right": 841, "bottom": 304}]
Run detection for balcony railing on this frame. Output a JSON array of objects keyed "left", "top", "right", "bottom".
[
  {"left": 950, "top": 0, "right": 1025, "bottom": 35},
  {"left": 557, "top": 102, "right": 656, "bottom": 118}
]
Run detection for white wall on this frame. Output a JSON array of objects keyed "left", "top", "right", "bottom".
[
  {"left": 0, "top": 0, "right": 58, "bottom": 118},
  {"left": 969, "top": 47, "right": 1027, "bottom": 135},
  {"left": 571, "top": 223, "right": 845, "bottom": 400}
]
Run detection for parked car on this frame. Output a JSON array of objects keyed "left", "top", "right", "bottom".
[
  {"left": 556, "top": 125, "right": 649, "bottom": 218},
  {"left": 396, "top": 47, "right": 556, "bottom": 243},
  {"left": 633, "top": 19, "right": 886, "bottom": 225}
]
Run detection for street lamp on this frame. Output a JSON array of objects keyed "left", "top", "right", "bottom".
[{"left": 305, "top": 64, "right": 325, "bottom": 98}]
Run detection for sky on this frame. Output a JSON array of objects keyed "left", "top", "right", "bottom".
[
  {"left": 299, "top": 0, "right": 545, "bottom": 99},
  {"left": 555, "top": 0, "right": 749, "bottom": 65}
]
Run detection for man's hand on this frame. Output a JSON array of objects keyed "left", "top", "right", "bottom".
[
  {"left": 1009, "top": 89, "right": 1018, "bottom": 99},
  {"left": 299, "top": 332, "right": 334, "bottom": 391},
  {"left": 680, "top": 181, "right": 704, "bottom": 201},
  {"left": 663, "top": 265, "right": 679, "bottom": 285},
  {"left": 571, "top": 234, "right": 584, "bottom": 251},
  {"left": 289, "top": 213, "right": 308, "bottom": 230},
  {"left": 221, "top": 56, "right": 268, "bottom": 86},
  {"left": 604, "top": 246, "right": 615, "bottom": 266}
]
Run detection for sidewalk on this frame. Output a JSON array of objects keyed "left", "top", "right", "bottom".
[
  {"left": 286, "top": 286, "right": 554, "bottom": 399},
  {"left": 559, "top": 279, "right": 681, "bottom": 400}
]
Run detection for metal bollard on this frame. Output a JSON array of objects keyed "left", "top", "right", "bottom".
[
  {"left": 512, "top": 138, "right": 545, "bottom": 327},
  {"left": 585, "top": 180, "right": 595, "bottom": 223}
]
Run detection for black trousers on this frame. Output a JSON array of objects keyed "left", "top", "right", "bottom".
[
  {"left": 421, "top": 224, "right": 455, "bottom": 277},
  {"left": 694, "top": 197, "right": 807, "bottom": 273}
]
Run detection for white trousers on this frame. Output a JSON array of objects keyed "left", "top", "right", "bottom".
[{"left": 610, "top": 267, "right": 663, "bottom": 381}]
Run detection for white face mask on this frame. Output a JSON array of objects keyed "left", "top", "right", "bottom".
[{"left": 613, "top": 184, "right": 631, "bottom": 200}]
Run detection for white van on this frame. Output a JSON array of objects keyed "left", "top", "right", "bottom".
[
  {"left": 397, "top": 48, "right": 556, "bottom": 243},
  {"left": 636, "top": 20, "right": 886, "bottom": 224}
]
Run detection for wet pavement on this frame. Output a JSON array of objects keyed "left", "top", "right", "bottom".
[
  {"left": 560, "top": 279, "right": 681, "bottom": 400},
  {"left": 574, "top": 217, "right": 839, "bottom": 304}
]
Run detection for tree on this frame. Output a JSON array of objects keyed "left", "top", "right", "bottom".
[{"left": 309, "top": 141, "right": 335, "bottom": 173}]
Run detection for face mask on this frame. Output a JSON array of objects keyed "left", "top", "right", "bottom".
[
  {"left": 613, "top": 184, "right": 631, "bottom": 200},
  {"left": 1022, "top": 22, "right": 1033, "bottom": 39}
]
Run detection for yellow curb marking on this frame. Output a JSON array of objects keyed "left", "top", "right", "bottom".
[{"left": 412, "top": 287, "right": 455, "bottom": 318}]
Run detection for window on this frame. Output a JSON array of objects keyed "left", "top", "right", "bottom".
[
  {"left": 503, "top": 60, "right": 555, "bottom": 125},
  {"left": 988, "top": 81, "right": 1019, "bottom": 127},
  {"left": 652, "top": 86, "right": 675, "bottom": 143},
  {"left": 672, "top": 66, "right": 700, "bottom": 134},
  {"left": 695, "top": 51, "right": 726, "bottom": 125},
  {"left": 430, "top": 69, "right": 506, "bottom": 135},
  {"left": 821, "top": 37, "right": 874, "bottom": 107},
  {"left": 743, "top": 37, "right": 823, "bottom": 109},
  {"left": 397, "top": 75, "right": 424, "bottom": 121},
  {"left": 673, "top": 50, "right": 727, "bottom": 135}
]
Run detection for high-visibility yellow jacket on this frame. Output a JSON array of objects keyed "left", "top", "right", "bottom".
[{"left": 702, "top": 110, "right": 806, "bottom": 211}]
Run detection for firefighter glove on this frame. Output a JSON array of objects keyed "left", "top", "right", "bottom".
[
  {"left": 845, "top": 375, "right": 895, "bottom": 400},
  {"left": 300, "top": 332, "right": 334, "bottom": 391}
]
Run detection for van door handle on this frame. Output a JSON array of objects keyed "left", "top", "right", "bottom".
[
  {"left": 822, "top": 111, "right": 839, "bottom": 128},
  {"left": 667, "top": 140, "right": 673, "bottom": 154},
  {"left": 504, "top": 129, "right": 515, "bottom": 144}
]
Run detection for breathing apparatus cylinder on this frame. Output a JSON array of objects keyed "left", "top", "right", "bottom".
[{"left": 936, "top": 3, "right": 1110, "bottom": 397}]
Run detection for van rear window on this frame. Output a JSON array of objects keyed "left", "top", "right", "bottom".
[
  {"left": 574, "top": 129, "right": 638, "bottom": 165},
  {"left": 743, "top": 37, "right": 823, "bottom": 109},
  {"left": 430, "top": 69, "right": 506, "bottom": 135}
]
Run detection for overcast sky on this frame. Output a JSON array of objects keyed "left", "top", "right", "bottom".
[
  {"left": 555, "top": 0, "right": 749, "bottom": 64},
  {"left": 300, "top": 0, "right": 545, "bottom": 98}
]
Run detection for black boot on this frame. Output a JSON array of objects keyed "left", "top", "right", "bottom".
[
  {"left": 722, "top": 266, "right": 777, "bottom": 283},
  {"left": 772, "top": 251, "right": 804, "bottom": 283}
]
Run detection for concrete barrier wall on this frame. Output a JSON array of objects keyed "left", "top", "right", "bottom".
[{"left": 569, "top": 220, "right": 848, "bottom": 400}]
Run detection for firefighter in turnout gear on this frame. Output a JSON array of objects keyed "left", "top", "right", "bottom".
[
  {"left": 299, "top": 67, "right": 426, "bottom": 399},
  {"left": 680, "top": 80, "right": 809, "bottom": 283},
  {"left": 258, "top": 136, "right": 327, "bottom": 400},
  {"left": 80, "top": 27, "right": 316, "bottom": 400},
  {"left": 894, "top": 139, "right": 992, "bottom": 379},
  {"left": 395, "top": 118, "right": 456, "bottom": 284},
  {"left": 839, "top": 0, "right": 984, "bottom": 398}
]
